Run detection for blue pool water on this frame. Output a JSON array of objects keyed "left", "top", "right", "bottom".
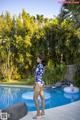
[{"left": 0, "top": 86, "right": 80, "bottom": 111}]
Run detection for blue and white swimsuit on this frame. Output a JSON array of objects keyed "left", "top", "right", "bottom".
[{"left": 35, "top": 63, "right": 44, "bottom": 85}]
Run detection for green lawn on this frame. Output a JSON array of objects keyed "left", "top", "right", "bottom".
[{"left": 0, "top": 78, "right": 34, "bottom": 85}]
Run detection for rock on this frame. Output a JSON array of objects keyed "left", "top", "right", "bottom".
[{"left": 2, "top": 103, "right": 28, "bottom": 120}]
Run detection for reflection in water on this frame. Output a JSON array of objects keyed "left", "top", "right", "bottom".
[
  {"left": 0, "top": 87, "right": 21, "bottom": 108},
  {"left": 64, "top": 93, "right": 79, "bottom": 102}
]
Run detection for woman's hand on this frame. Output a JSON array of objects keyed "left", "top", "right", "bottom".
[{"left": 33, "top": 84, "right": 36, "bottom": 89}]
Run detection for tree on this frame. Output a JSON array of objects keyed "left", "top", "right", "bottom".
[
  {"left": 0, "top": 9, "right": 80, "bottom": 82},
  {"left": 59, "top": 0, "right": 80, "bottom": 28}
]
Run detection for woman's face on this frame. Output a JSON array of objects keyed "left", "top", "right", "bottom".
[{"left": 37, "top": 57, "right": 41, "bottom": 63}]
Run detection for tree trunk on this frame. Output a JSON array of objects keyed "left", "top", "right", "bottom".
[{"left": 64, "top": 65, "right": 76, "bottom": 83}]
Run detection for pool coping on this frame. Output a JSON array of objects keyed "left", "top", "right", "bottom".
[{"left": 0, "top": 84, "right": 33, "bottom": 88}]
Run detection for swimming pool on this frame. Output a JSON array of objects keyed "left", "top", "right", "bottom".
[{"left": 0, "top": 85, "right": 80, "bottom": 111}]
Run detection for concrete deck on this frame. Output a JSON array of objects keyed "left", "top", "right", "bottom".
[{"left": 20, "top": 101, "right": 80, "bottom": 120}]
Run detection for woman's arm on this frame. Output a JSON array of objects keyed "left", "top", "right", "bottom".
[{"left": 33, "top": 83, "right": 36, "bottom": 89}]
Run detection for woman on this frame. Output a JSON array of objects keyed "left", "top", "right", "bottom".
[{"left": 33, "top": 55, "right": 45, "bottom": 119}]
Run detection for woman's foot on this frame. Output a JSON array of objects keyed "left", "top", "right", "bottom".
[
  {"left": 37, "top": 110, "right": 41, "bottom": 116},
  {"left": 33, "top": 111, "right": 41, "bottom": 119},
  {"left": 41, "top": 110, "right": 45, "bottom": 116},
  {"left": 33, "top": 114, "right": 41, "bottom": 119}
]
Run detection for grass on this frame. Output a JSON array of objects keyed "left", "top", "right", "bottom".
[
  {"left": 0, "top": 80, "right": 28, "bottom": 85},
  {"left": 0, "top": 78, "right": 34, "bottom": 86}
]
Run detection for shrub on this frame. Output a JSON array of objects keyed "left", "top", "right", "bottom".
[
  {"left": 43, "top": 64, "right": 66, "bottom": 85},
  {"left": 25, "top": 75, "right": 35, "bottom": 85}
]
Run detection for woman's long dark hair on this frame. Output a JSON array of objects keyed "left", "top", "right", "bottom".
[{"left": 38, "top": 55, "right": 45, "bottom": 66}]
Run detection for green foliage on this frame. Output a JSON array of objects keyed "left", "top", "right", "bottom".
[
  {"left": 59, "top": 0, "right": 80, "bottom": 28},
  {"left": 0, "top": 10, "right": 80, "bottom": 85},
  {"left": 43, "top": 63, "right": 66, "bottom": 85},
  {"left": 23, "top": 75, "right": 34, "bottom": 85}
]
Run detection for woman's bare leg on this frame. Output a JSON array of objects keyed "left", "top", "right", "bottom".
[
  {"left": 33, "top": 84, "right": 40, "bottom": 116},
  {"left": 39, "top": 89, "right": 45, "bottom": 115}
]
